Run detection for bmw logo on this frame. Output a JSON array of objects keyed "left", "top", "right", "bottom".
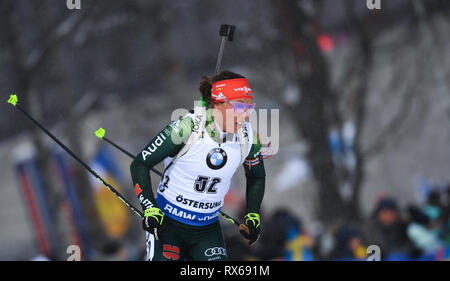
[{"left": 206, "top": 148, "right": 227, "bottom": 170}]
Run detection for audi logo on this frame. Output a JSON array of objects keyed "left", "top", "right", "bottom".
[{"left": 204, "top": 247, "right": 227, "bottom": 257}]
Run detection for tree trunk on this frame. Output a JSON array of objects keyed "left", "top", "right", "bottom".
[{"left": 272, "top": 0, "right": 346, "bottom": 224}]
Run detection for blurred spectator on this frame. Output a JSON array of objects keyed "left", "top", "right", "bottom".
[
  {"left": 225, "top": 186, "right": 450, "bottom": 261},
  {"left": 406, "top": 204, "right": 443, "bottom": 254},
  {"left": 427, "top": 190, "right": 443, "bottom": 210},
  {"left": 254, "top": 209, "right": 291, "bottom": 260},
  {"left": 256, "top": 208, "right": 314, "bottom": 260},
  {"left": 284, "top": 221, "right": 314, "bottom": 261},
  {"left": 329, "top": 225, "right": 367, "bottom": 261},
  {"left": 441, "top": 184, "right": 450, "bottom": 245},
  {"left": 362, "top": 197, "right": 413, "bottom": 259},
  {"left": 225, "top": 232, "right": 258, "bottom": 261}
]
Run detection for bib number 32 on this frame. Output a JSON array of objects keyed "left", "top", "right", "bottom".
[{"left": 194, "top": 176, "right": 221, "bottom": 194}]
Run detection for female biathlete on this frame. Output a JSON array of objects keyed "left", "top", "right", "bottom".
[{"left": 130, "top": 70, "right": 266, "bottom": 261}]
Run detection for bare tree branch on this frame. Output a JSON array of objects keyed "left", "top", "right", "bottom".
[{"left": 24, "top": 12, "right": 84, "bottom": 73}]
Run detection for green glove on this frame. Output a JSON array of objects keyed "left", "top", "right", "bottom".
[
  {"left": 239, "top": 213, "right": 261, "bottom": 245},
  {"left": 142, "top": 208, "right": 164, "bottom": 240}
]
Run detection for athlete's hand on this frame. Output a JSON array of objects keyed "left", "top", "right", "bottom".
[
  {"left": 142, "top": 208, "right": 164, "bottom": 240},
  {"left": 239, "top": 213, "right": 261, "bottom": 246}
]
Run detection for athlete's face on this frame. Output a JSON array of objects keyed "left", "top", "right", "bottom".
[{"left": 213, "top": 98, "right": 253, "bottom": 133}]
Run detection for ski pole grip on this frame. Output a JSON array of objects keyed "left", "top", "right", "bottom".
[
  {"left": 7, "top": 94, "right": 18, "bottom": 106},
  {"left": 95, "top": 128, "right": 105, "bottom": 139},
  {"left": 219, "top": 24, "right": 236, "bottom": 41}
]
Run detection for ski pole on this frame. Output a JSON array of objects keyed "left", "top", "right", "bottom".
[
  {"left": 93, "top": 127, "right": 246, "bottom": 228},
  {"left": 94, "top": 128, "right": 163, "bottom": 177},
  {"left": 7, "top": 94, "right": 144, "bottom": 219}
]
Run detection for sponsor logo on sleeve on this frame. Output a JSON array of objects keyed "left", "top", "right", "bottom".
[
  {"left": 134, "top": 184, "right": 142, "bottom": 195},
  {"left": 141, "top": 133, "right": 167, "bottom": 161}
]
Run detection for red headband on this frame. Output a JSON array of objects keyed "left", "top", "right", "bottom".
[{"left": 211, "top": 78, "right": 253, "bottom": 103}]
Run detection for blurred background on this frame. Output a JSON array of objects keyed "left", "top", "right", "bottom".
[{"left": 0, "top": 0, "right": 449, "bottom": 261}]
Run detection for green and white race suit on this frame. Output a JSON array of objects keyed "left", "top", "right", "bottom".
[{"left": 130, "top": 108, "right": 266, "bottom": 226}]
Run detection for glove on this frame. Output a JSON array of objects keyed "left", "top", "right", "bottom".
[
  {"left": 142, "top": 208, "right": 164, "bottom": 240},
  {"left": 239, "top": 213, "right": 261, "bottom": 245}
]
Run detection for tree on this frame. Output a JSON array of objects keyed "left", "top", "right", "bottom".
[{"left": 271, "top": 0, "right": 346, "bottom": 224}]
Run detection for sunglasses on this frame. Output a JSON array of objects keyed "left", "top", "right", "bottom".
[{"left": 226, "top": 100, "right": 256, "bottom": 114}]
